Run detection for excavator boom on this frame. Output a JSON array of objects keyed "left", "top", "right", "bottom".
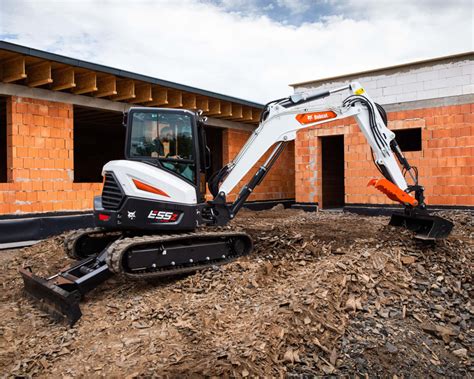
[{"left": 208, "top": 81, "right": 453, "bottom": 240}]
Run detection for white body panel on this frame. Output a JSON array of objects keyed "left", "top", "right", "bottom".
[
  {"left": 103, "top": 160, "right": 197, "bottom": 205},
  {"left": 219, "top": 81, "right": 408, "bottom": 196}
]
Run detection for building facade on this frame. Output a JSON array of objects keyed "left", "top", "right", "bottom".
[
  {"left": 291, "top": 53, "right": 473, "bottom": 210},
  {"left": 0, "top": 42, "right": 295, "bottom": 219},
  {"left": 0, "top": 41, "right": 472, "bottom": 230}
]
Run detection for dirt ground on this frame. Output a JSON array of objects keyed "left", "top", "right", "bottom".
[{"left": 1, "top": 207, "right": 473, "bottom": 377}]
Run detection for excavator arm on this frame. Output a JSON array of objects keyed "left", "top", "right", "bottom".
[{"left": 208, "top": 81, "right": 452, "bottom": 240}]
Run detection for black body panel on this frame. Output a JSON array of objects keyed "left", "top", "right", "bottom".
[{"left": 94, "top": 195, "right": 197, "bottom": 231}]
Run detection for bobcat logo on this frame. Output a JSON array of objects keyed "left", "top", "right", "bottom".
[{"left": 127, "top": 211, "right": 136, "bottom": 220}]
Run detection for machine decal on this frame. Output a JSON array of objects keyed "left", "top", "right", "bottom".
[
  {"left": 295, "top": 111, "right": 337, "bottom": 125},
  {"left": 147, "top": 210, "right": 179, "bottom": 223},
  {"left": 127, "top": 211, "right": 136, "bottom": 220},
  {"left": 132, "top": 178, "right": 170, "bottom": 198}
]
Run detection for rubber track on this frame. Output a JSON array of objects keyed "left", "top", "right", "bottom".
[
  {"left": 63, "top": 228, "right": 121, "bottom": 260},
  {"left": 105, "top": 231, "right": 252, "bottom": 279}
]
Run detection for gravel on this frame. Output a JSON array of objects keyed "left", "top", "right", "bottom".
[{"left": 1, "top": 208, "right": 472, "bottom": 377}]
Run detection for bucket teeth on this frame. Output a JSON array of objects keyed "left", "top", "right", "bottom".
[
  {"left": 20, "top": 268, "right": 82, "bottom": 326},
  {"left": 368, "top": 178, "right": 418, "bottom": 207}
]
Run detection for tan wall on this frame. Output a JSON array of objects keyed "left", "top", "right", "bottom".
[{"left": 295, "top": 103, "right": 474, "bottom": 207}]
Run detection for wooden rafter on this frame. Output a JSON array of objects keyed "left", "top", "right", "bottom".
[
  {"left": 72, "top": 72, "right": 97, "bottom": 95},
  {"left": 112, "top": 79, "right": 135, "bottom": 101},
  {"left": 2, "top": 56, "right": 26, "bottom": 83},
  {"left": 227, "top": 104, "right": 243, "bottom": 120},
  {"left": 206, "top": 100, "right": 221, "bottom": 116},
  {"left": 219, "top": 102, "right": 232, "bottom": 117},
  {"left": 95, "top": 75, "right": 117, "bottom": 97},
  {"left": 196, "top": 98, "right": 209, "bottom": 112},
  {"left": 182, "top": 94, "right": 197, "bottom": 110},
  {"left": 51, "top": 68, "right": 75, "bottom": 91},
  {"left": 131, "top": 83, "right": 153, "bottom": 104},
  {"left": 147, "top": 87, "right": 168, "bottom": 106},
  {"left": 251, "top": 109, "right": 261, "bottom": 123},
  {"left": 167, "top": 91, "right": 183, "bottom": 108},
  {"left": 26, "top": 61, "right": 52, "bottom": 87},
  {"left": 241, "top": 106, "right": 253, "bottom": 121}
]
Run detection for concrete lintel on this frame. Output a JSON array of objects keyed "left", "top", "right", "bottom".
[
  {"left": 0, "top": 82, "right": 256, "bottom": 131},
  {"left": 205, "top": 117, "right": 255, "bottom": 132},
  {"left": 383, "top": 94, "right": 474, "bottom": 113}
]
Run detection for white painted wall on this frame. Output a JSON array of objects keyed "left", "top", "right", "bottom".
[{"left": 293, "top": 55, "right": 473, "bottom": 106}]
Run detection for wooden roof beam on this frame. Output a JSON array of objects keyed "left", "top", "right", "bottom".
[
  {"left": 167, "top": 91, "right": 183, "bottom": 108},
  {"left": 226, "top": 104, "right": 243, "bottom": 120},
  {"left": 196, "top": 98, "right": 209, "bottom": 112},
  {"left": 26, "top": 61, "right": 52, "bottom": 87},
  {"left": 72, "top": 72, "right": 97, "bottom": 95},
  {"left": 182, "top": 94, "right": 197, "bottom": 110},
  {"left": 147, "top": 87, "right": 168, "bottom": 106},
  {"left": 2, "top": 56, "right": 26, "bottom": 83},
  {"left": 241, "top": 106, "right": 254, "bottom": 121},
  {"left": 95, "top": 75, "right": 117, "bottom": 97},
  {"left": 251, "top": 109, "right": 261, "bottom": 123},
  {"left": 219, "top": 102, "right": 232, "bottom": 117},
  {"left": 51, "top": 67, "right": 75, "bottom": 91},
  {"left": 112, "top": 79, "right": 135, "bottom": 101},
  {"left": 206, "top": 100, "right": 221, "bottom": 116},
  {"left": 130, "top": 83, "right": 153, "bottom": 104}
]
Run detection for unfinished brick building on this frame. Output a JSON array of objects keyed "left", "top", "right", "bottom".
[
  {"left": 0, "top": 41, "right": 472, "bottom": 245},
  {"left": 291, "top": 52, "right": 473, "bottom": 212},
  {"left": 0, "top": 42, "right": 295, "bottom": 225}
]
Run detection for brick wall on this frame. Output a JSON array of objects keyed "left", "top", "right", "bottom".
[
  {"left": 295, "top": 103, "right": 474, "bottom": 207},
  {"left": 222, "top": 129, "right": 295, "bottom": 202},
  {"left": 0, "top": 96, "right": 101, "bottom": 214},
  {"left": 0, "top": 96, "right": 295, "bottom": 216}
]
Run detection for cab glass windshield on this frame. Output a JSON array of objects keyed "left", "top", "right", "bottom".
[{"left": 129, "top": 111, "right": 195, "bottom": 182}]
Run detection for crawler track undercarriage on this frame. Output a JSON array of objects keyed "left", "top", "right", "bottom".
[{"left": 20, "top": 228, "right": 253, "bottom": 325}]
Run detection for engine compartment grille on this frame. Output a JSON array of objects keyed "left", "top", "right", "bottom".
[{"left": 102, "top": 172, "right": 124, "bottom": 210}]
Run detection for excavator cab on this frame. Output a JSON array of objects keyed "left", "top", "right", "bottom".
[{"left": 94, "top": 108, "right": 210, "bottom": 232}]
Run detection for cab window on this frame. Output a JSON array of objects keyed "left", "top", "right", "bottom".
[{"left": 129, "top": 112, "right": 195, "bottom": 183}]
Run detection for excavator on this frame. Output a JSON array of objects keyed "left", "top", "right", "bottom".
[{"left": 20, "top": 82, "right": 453, "bottom": 325}]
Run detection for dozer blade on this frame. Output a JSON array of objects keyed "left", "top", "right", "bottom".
[
  {"left": 389, "top": 212, "right": 453, "bottom": 241},
  {"left": 20, "top": 267, "right": 82, "bottom": 326}
]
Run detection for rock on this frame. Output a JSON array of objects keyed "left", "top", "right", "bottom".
[
  {"left": 401, "top": 256, "right": 416, "bottom": 265},
  {"left": 452, "top": 348, "right": 467, "bottom": 358},
  {"left": 385, "top": 342, "right": 398, "bottom": 353}
]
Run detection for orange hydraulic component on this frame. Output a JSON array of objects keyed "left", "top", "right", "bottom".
[
  {"left": 368, "top": 178, "right": 418, "bottom": 207},
  {"left": 295, "top": 111, "right": 337, "bottom": 125},
  {"left": 132, "top": 178, "right": 170, "bottom": 198}
]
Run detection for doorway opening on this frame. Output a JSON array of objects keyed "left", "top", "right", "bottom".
[
  {"left": 204, "top": 126, "right": 223, "bottom": 176},
  {"left": 73, "top": 105, "right": 125, "bottom": 183},
  {"left": 320, "top": 135, "right": 345, "bottom": 209}
]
